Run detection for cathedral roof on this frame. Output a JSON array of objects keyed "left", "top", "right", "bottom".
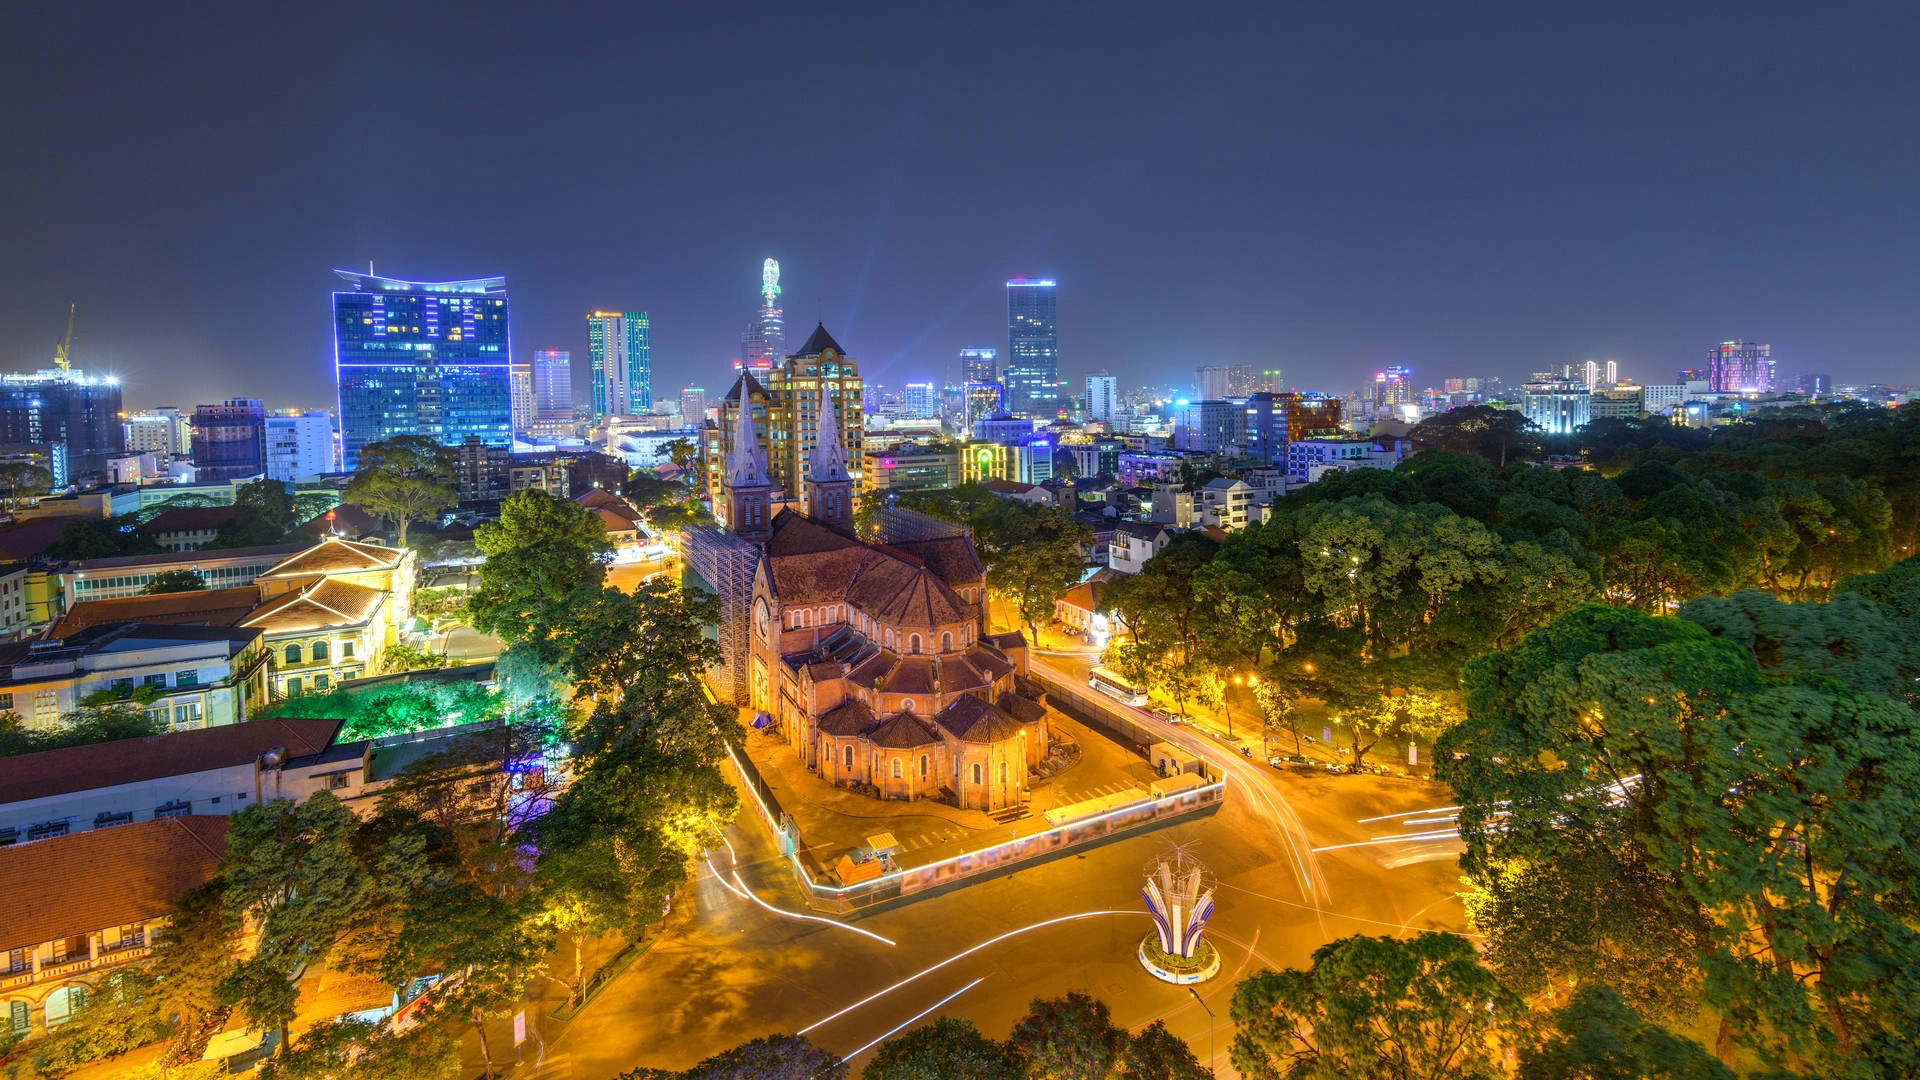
[
  {"left": 886, "top": 657, "right": 937, "bottom": 696},
  {"left": 885, "top": 536, "right": 985, "bottom": 588},
  {"left": 790, "top": 322, "right": 846, "bottom": 359},
  {"left": 869, "top": 710, "right": 942, "bottom": 749},
  {"left": 935, "top": 694, "right": 1025, "bottom": 744},
  {"left": 817, "top": 698, "right": 877, "bottom": 737},
  {"left": 762, "top": 514, "right": 975, "bottom": 629}
]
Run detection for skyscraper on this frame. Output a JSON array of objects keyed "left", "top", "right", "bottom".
[
  {"left": 961, "top": 347, "right": 997, "bottom": 384},
  {"left": 1799, "top": 373, "right": 1831, "bottom": 398},
  {"left": 1373, "top": 366, "right": 1413, "bottom": 406},
  {"left": 1085, "top": 372, "right": 1118, "bottom": 422},
  {"left": 532, "top": 349, "right": 573, "bottom": 420},
  {"left": 1706, "top": 341, "right": 1775, "bottom": 394},
  {"left": 332, "top": 269, "right": 512, "bottom": 471},
  {"left": 709, "top": 323, "right": 864, "bottom": 512},
  {"left": 264, "top": 412, "right": 334, "bottom": 481},
  {"left": 0, "top": 369, "right": 123, "bottom": 485},
  {"left": 1004, "top": 278, "right": 1059, "bottom": 417},
  {"left": 679, "top": 386, "right": 708, "bottom": 425},
  {"left": 509, "top": 355, "right": 535, "bottom": 434},
  {"left": 191, "top": 398, "right": 266, "bottom": 481},
  {"left": 587, "top": 311, "right": 651, "bottom": 418},
  {"left": 1196, "top": 364, "right": 1254, "bottom": 401},
  {"left": 740, "top": 258, "right": 787, "bottom": 372},
  {"left": 902, "top": 382, "right": 938, "bottom": 419}
]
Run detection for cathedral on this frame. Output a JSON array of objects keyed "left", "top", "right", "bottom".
[{"left": 717, "top": 365, "right": 1048, "bottom": 813}]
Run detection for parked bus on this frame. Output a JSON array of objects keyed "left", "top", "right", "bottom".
[{"left": 1089, "top": 666, "right": 1148, "bottom": 706}]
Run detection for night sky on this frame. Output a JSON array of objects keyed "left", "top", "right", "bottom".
[{"left": 3, "top": 2, "right": 1915, "bottom": 412}]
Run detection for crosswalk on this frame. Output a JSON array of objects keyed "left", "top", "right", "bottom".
[{"left": 1057, "top": 778, "right": 1138, "bottom": 804}]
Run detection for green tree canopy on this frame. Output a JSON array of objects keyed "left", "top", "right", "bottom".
[
  {"left": 1005, "top": 991, "right": 1128, "bottom": 1080},
  {"left": 861, "top": 1017, "right": 1018, "bottom": 1080},
  {"left": 1230, "top": 933, "right": 1519, "bottom": 1080},
  {"left": 142, "top": 567, "right": 207, "bottom": 594},
  {"left": 344, "top": 435, "right": 458, "bottom": 545},
  {"left": 1406, "top": 405, "right": 1542, "bottom": 467}
]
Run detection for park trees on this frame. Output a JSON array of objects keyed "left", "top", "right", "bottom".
[
  {"left": 344, "top": 435, "right": 458, "bottom": 546},
  {"left": 972, "top": 497, "right": 1094, "bottom": 636},
  {"left": 861, "top": 1017, "right": 1018, "bottom": 1080},
  {"left": 1406, "top": 404, "right": 1542, "bottom": 467},
  {"left": 1436, "top": 599, "right": 1920, "bottom": 1074},
  {"left": 1005, "top": 991, "right": 1129, "bottom": 1080},
  {"left": 1230, "top": 933, "right": 1518, "bottom": 1080},
  {"left": 468, "top": 488, "right": 612, "bottom": 668},
  {"left": 0, "top": 460, "right": 53, "bottom": 506},
  {"left": 142, "top": 567, "right": 207, "bottom": 594}
]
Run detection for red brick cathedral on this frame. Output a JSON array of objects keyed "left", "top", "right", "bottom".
[{"left": 719, "top": 369, "right": 1047, "bottom": 812}]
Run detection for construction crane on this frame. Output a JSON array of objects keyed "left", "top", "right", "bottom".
[{"left": 52, "top": 303, "right": 75, "bottom": 371}]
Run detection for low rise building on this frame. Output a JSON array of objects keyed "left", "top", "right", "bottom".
[
  {"left": 0, "top": 623, "right": 269, "bottom": 733},
  {"left": 863, "top": 443, "right": 959, "bottom": 497},
  {"left": 60, "top": 543, "right": 307, "bottom": 605},
  {"left": 1116, "top": 450, "right": 1186, "bottom": 487},
  {"left": 1197, "top": 477, "right": 1269, "bottom": 531},
  {"left": 1286, "top": 437, "right": 1404, "bottom": 483},
  {"left": 0, "top": 815, "right": 230, "bottom": 1041},
  {"left": 1150, "top": 486, "right": 1196, "bottom": 528},
  {"left": 145, "top": 505, "right": 236, "bottom": 552},
  {"left": 242, "top": 538, "right": 415, "bottom": 699},
  {"left": 1109, "top": 522, "right": 1172, "bottom": 574}
]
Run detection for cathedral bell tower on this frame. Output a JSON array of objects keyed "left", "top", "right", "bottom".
[
  {"left": 725, "top": 382, "right": 775, "bottom": 541},
  {"left": 805, "top": 381, "right": 855, "bottom": 531}
]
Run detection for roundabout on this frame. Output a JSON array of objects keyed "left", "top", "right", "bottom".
[{"left": 1138, "top": 934, "right": 1221, "bottom": 985}]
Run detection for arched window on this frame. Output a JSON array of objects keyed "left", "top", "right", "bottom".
[
  {"left": 971, "top": 763, "right": 982, "bottom": 785},
  {"left": 312, "top": 640, "right": 329, "bottom": 662},
  {"left": 801, "top": 609, "right": 811, "bottom": 628},
  {"left": 919, "top": 754, "right": 929, "bottom": 779},
  {"left": 941, "top": 631, "right": 953, "bottom": 652},
  {"left": 286, "top": 677, "right": 302, "bottom": 697},
  {"left": 885, "top": 629, "right": 895, "bottom": 649},
  {"left": 891, "top": 758, "right": 902, "bottom": 779},
  {"left": 843, "top": 745, "right": 854, "bottom": 770},
  {"left": 909, "top": 633, "right": 922, "bottom": 654},
  {"left": 902, "top": 699, "right": 915, "bottom": 713},
  {"left": 284, "top": 643, "right": 302, "bottom": 665}
]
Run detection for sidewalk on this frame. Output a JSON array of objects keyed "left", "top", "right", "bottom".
[{"left": 735, "top": 709, "right": 1163, "bottom": 880}]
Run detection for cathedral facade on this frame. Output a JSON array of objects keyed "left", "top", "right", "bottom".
[{"left": 718, "top": 355, "right": 1047, "bottom": 812}]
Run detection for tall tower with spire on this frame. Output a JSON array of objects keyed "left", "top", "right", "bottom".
[
  {"left": 740, "top": 258, "right": 787, "bottom": 371},
  {"left": 724, "top": 382, "right": 774, "bottom": 540},
  {"left": 805, "top": 381, "right": 854, "bottom": 530}
]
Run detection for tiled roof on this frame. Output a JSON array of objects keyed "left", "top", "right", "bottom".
[
  {"left": 887, "top": 658, "right": 936, "bottom": 696},
  {"left": 1114, "top": 522, "right": 1169, "bottom": 541},
  {"left": 764, "top": 514, "right": 974, "bottom": 629},
  {"left": 886, "top": 536, "right": 985, "bottom": 588},
  {"left": 869, "top": 710, "right": 941, "bottom": 749},
  {"left": 593, "top": 508, "right": 639, "bottom": 534},
  {"left": 846, "top": 650, "right": 897, "bottom": 690},
  {"left": 148, "top": 506, "right": 237, "bottom": 533},
  {"left": 816, "top": 698, "right": 877, "bottom": 737},
  {"left": 999, "top": 690, "right": 1048, "bottom": 724},
  {"left": 0, "top": 717, "right": 343, "bottom": 805},
  {"left": 966, "top": 646, "right": 1014, "bottom": 682},
  {"left": 0, "top": 516, "right": 94, "bottom": 561},
  {"left": 982, "top": 631, "right": 1026, "bottom": 652},
  {"left": 242, "top": 579, "right": 385, "bottom": 632},
  {"left": 938, "top": 656, "right": 990, "bottom": 694},
  {"left": 258, "top": 537, "right": 405, "bottom": 579},
  {"left": 935, "top": 694, "right": 1024, "bottom": 744},
  {"left": 0, "top": 815, "right": 229, "bottom": 954},
  {"left": 68, "top": 542, "right": 308, "bottom": 573},
  {"left": 49, "top": 585, "right": 261, "bottom": 638},
  {"left": 292, "top": 503, "right": 386, "bottom": 541}
]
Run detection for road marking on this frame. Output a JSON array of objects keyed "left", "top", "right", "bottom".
[
  {"left": 798, "top": 909, "right": 1147, "bottom": 1036},
  {"left": 838, "top": 978, "right": 985, "bottom": 1062}
]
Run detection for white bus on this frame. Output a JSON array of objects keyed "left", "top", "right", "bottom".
[{"left": 1089, "top": 666, "right": 1148, "bottom": 707}]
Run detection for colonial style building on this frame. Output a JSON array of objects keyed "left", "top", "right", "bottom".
[
  {"left": 243, "top": 537, "right": 415, "bottom": 698},
  {"left": 723, "top": 380, "right": 1047, "bottom": 812}
]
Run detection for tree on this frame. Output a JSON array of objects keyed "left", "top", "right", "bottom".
[
  {"left": 261, "top": 679, "right": 501, "bottom": 740},
  {"left": 150, "top": 880, "right": 239, "bottom": 1066},
  {"left": 344, "top": 436, "right": 458, "bottom": 545},
  {"left": 677, "top": 1034, "right": 845, "bottom": 1080},
  {"left": 381, "top": 641, "right": 450, "bottom": 672},
  {"left": 233, "top": 477, "right": 297, "bottom": 530},
  {"left": 217, "top": 793, "right": 380, "bottom": 1053},
  {"left": 1005, "top": 991, "right": 1128, "bottom": 1080},
  {"left": 468, "top": 489, "right": 612, "bottom": 663},
  {"left": 973, "top": 498, "right": 1093, "bottom": 636},
  {"left": 861, "top": 1017, "right": 1018, "bottom": 1080},
  {"left": 1230, "top": 933, "right": 1519, "bottom": 1080},
  {"left": 45, "top": 514, "right": 161, "bottom": 560},
  {"left": 1406, "top": 405, "right": 1542, "bottom": 467},
  {"left": 257, "top": 1019, "right": 460, "bottom": 1080},
  {"left": 1518, "top": 986, "right": 1735, "bottom": 1080},
  {"left": 1436, "top": 603, "right": 1920, "bottom": 1072},
  {"left": 1119, "top": 1021, "right": 1210, "bottom": 1080},
  {"left": 0, "top": 460, "right": 53, "bottom": 505},
  {"left": 143, "top": 568, "right": 207, "bottom": 594},
  {"left": 0, "top": 701, "right": 167, "bottom": 757},
  {"left": 21, "top": 968, "right": 174, "bottom": 1074}
]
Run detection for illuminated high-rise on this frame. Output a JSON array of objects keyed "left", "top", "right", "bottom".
[
  {"left": 588, "top": 311, "right": 651, "bottom": 418},
  {"left": 1706, "top": 340, "right": 1775, "bottom": 394},
  {"left": 1085, "top": 373, "right": 1118, "bottom": 422},
  {"left": 1004, "top": 278, "right": 1059, "bottom": 417},
  {"left": 740, "top": 258, "right": 787, "bottom": 372},
  {"left": 332, "top": 269, "right": 512, "bottom": 471},
  {"left": 961, "top": 347, "right": 997, "bottom": 384},
  {"left": 533, "top": 349, "right": 573, "bottom": 420}
]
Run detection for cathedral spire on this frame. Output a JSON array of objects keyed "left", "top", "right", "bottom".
[
  {"left": 728, "top": 381, "right": 770, "bottom": 488},
  {"left": 809, "top": 383, "right": 850, "bottom": 484}
]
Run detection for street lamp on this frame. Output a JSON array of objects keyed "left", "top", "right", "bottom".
[{"left": 1188, "top": 986, "right": 1216, "bottom": 1076}]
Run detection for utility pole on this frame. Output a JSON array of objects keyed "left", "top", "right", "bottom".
[{"left": 1187, "top": 986, "right": 1216, "bottom": 1076}]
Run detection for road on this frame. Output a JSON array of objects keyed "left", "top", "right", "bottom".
[{"left": 501, "top": 651, "right": 1468, "bottom": 1079}]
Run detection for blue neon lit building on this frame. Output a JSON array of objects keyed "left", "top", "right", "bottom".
[
  {"left": 332, "top": 269, "right": 513, "bottom": 470},
  {"left": 1004, "top": 278, "right": 1059, "bottom": 417}
]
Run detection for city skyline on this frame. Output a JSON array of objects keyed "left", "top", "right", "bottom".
[{"left": 5, "top": 5, "right": 1915, "bottom": 411}]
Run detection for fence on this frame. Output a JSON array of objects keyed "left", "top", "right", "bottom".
[{"left": 722, "top": 736, "right": 1223, "bottom": 915}]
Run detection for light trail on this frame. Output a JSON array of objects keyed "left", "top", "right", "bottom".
[
  {"left": 704, "top": 831, "right": 896, "bottom": 947},
  {"left": 1357, "top": 804, "right": 1462, "bottom": 823},
  {"left": 798, "top": 909, "right": 1146, "bottom": 1035},
  {"left": 1215, "top": 881, "right": 1480, "bottom": 938},
  {"left": 1313, "top": 829, "right": 1462, "bottom": 852},
  {"left": 839, "top": 978, "right": 984, "bottom": 1062}
]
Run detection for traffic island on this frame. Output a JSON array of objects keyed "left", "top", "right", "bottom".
[{"left": 1137, "top": 935, "right": 1220, "bottom": 985}]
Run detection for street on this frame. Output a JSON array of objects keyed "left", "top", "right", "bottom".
[{"left": 502, "top": 647, "right": 1468, "bottom": 1079}]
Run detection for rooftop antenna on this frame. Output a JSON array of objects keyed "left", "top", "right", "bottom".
[
  {"left": 369, "top": 260, "right": 375, "bottom": 276},
  {"left": 52, "top": 303, "right": 75, "bottom": 372}
]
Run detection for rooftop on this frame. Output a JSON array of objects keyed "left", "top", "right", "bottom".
[
  {"left": 0, "top": 815, "right": 230, "bottom": 953},
  {"left": 0, "top": 716, "right": 343, "bottom": 805},
  {"left": 49, "top": 585, "right": 263, "bottom": 638},
  {"left": 68, "top": 542, "right": 308, "bottom": 574}
]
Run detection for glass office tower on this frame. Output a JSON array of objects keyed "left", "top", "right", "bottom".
[
  {"left": 0, "top": 369, "right": 123, "bottom": 485},
  {"left": 332, "top": 269, "right": 512, "bottom": 470},
  {"left": 588, "top": 311, "right": 652, "bottom": 418},
  {"left": 1004, "top": 278, "right": 1059, "bottom": 417}
]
